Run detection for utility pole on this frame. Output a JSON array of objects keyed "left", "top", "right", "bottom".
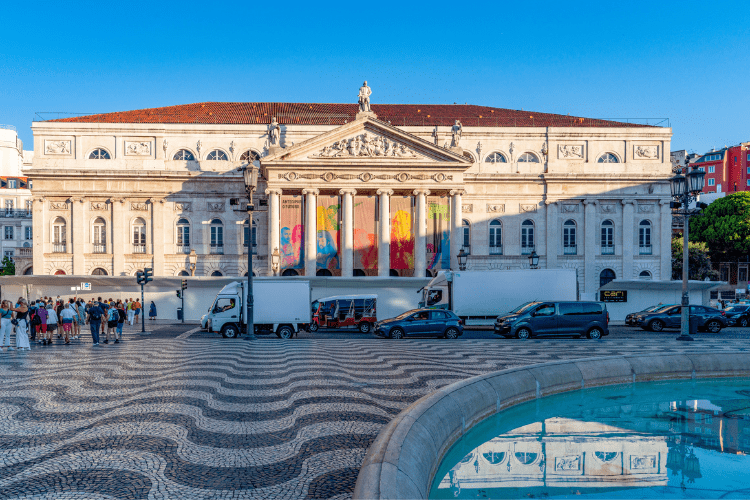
[{"left": 137, "top": 268, "right": 153, "bottom": 333}]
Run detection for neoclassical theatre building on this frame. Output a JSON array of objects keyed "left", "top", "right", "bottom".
[{"left": 28, "top": 87, "right": 673, "bottom": 298}]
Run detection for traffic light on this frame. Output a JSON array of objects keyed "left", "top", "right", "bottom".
[
  {"left": 136, "top": 271, "right": 144, "bottom": 285},
  {"left": 176, "top": 290, "right": 181, "bottom": 299},
  {"left": 181, "top": 279, "right": 187, "bottom": 290},
  {"left": 143, "top": 267, "right": 153, "bottom": 284}
]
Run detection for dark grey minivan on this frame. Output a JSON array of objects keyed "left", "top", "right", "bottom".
[{"left": 494, "top": 301, "right": 609, "bottom": 339}]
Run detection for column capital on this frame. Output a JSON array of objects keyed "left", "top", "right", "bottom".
[
  {"left": 265, "top": 188, "right": 283, "bottom": 196},
  {"left": 449, "top": 189, "right": 465, "bottom": 197},
  {"left": 301, "top": 188, "right": 319, "bottom": 196},
  {"left": 620, "top": 199, "right": 636, "bottom": 206},
  {"left": 376, "top": 189, "right": 394, "bottom": 196},
  {"left": 339, "top": 188, "right": 357, "bottom": 196},
  {"left": 412, "top": 189, "right": 431, "bottom": 196},
  {"left": 659, "top": 199, "right": 672, "bottom": 206},
  {"left": 583, "top": 199, "right": 598, "bottom": 206}
]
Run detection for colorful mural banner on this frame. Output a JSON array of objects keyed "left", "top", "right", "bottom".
[
  {"left": 354, "top": 196, "right": 377, "bottom": 270},
  {"left": 390, "top": 195, "right": 414, "bottom": 270},
  {"left": 279, "top": 195, "right": 304, "bottom": 270},
  {"left": 427, "top": 196, "right": 450, "bottom": 270},
  {"left": 316, "top": 195, "right": 340, "bottom": 270}
]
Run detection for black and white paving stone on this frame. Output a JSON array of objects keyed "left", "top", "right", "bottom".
[{"left": 0, "top": 329, "right": 748, "bottom": 499}]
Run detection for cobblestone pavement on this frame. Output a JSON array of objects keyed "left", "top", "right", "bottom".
[{"left": 0, "top": 327, "right": 749, "bottom": 499}]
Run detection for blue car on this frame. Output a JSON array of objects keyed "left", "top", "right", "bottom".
[{"left": 374, "top": 309, "right": 464, "bottom": 339}]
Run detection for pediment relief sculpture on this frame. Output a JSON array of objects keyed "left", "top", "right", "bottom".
[
  {"left": 634, "top": 145, "right": 658, "bottom": 159},
  {"left": 559, "top": 145, "right": 584, "bottom": 159},
  {"left": 125, "top": 141, "right": 151, "bottom": 156},
  {"left": 310, "top": 132, "right": 421, "bottom": 159},
  {"left": 45, "top": 140, "right": 71, "bottom": 155}
]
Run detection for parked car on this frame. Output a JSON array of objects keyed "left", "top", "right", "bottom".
[
  {"left": 493, "top": 301, "right": 609, "bottom": 340},
  {"left": 636, "top": 305, "right": 727, "bottom": 333},
  {"left": 373, "top": 309, "right": 464, "bottom": 339},
  {"left": 724, "top": 305, "right": 750, "bottom": 327},
  {"left": 625, "top": 305, "right": 674, "bottom": 326}
]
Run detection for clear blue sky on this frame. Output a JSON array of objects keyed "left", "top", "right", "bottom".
[{"left": 1, "top": 0, "right": 747, "bottom": 153}]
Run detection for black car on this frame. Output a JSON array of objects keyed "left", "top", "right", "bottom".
[
  {"left": 636, "top": 305, "right": 727, "bottom": 333},
  {"left": 625, "top": 304, "right": 674, "bottom": 326},
  {"left": 724, "top": 305, "right": 750, "bottom": 327},
  {"left": 373, "top": 309, "right": 464, "bottom": 339},
  {"left": 494, "top": 301, "right": 609, "bottom": 340}
]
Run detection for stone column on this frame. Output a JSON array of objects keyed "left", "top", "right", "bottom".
[
  {"left": 266, "top": 188, "right": 282, "bottom": 275},
  {"left": 33, "top": 198, "right": 45, "bottom": 275},
  {"left": 621, "top": 200, "right": 635, "bottom": 280},
  {"left": 153, "top": 199, "right": 166, "bottom": 276},
  {"left": 302, "top": 188, "right": 318, "bottom": 277},
  {"left": 449, "top": 189, "right": 464, "bottom": 271},
  {"left": 583, "top": 200, "right": 597, "bottom": 299},
  {"left": 339, "top": 188, "right": 356, "bottom": 277},
  {"left": 377, "top": 189, "right": 393, "bottom": 277},
  {"left": 112, "top": 199, "right": 125, "bottom": 275},
  {"left": 545, "top": 201, "right": 558, "bottom": 269},
  {"left": 413, "top": 189, "right": 430, "bottom": 278},
  {"left": 72, "top": 198, "right": 86, "bottom": 275},
  {"left": 659, "top": 200, "right": 672, "bottom": 280}
]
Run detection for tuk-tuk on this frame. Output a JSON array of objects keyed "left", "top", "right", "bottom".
[{"left": 310, "top": 294, "right": 377, "bottom": 333}]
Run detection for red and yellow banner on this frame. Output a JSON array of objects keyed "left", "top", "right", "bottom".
[
  {"left": 427, "top": 196, "right": 450, "bottom": 270},
  {"left": 316, "top": 195, "right": 340, "bottom": 271},
  {"left": 354, "top": 196, "right": 377, "bottom": 270},
  {"left": 390, "top": 195, "right": 414, "bottom": 270},
  {"left": 279, "top": 195, "right": 303, "bottom": 270}
]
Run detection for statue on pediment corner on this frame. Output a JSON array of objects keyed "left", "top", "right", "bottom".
[
  {"left": 451, "top": 120, "right": 462, "bottom": 147},
  {"left": 358, "top": 81, "right": 372, "bottom": 113},
  {"left": 268, "top": 117, "right": 280, "bottom": 146}
]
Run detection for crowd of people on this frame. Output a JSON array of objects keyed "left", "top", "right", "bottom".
[{"left": 0, "top": 297, "right": 150, "bottom": 351}]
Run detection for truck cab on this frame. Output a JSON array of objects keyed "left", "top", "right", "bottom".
[
  {"left": 419, "top": 271, "right": 450, "bottom": 310},
  {"left": 206, "top": 284, "right": 243, "bottom": 338}
]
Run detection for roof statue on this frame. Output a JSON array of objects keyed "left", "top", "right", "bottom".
[
  {"left": 268, "top": 117, "right": 280, "bottom": 146},
  {"left": 451, "top": 120, "right": 462, "bottom": 148},
  {"left": 358, "top": 81, "right": 372, "bottom": 113}
]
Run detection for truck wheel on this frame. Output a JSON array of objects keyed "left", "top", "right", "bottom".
[
  {"left": 587, "top": 327, "right": 603, "bottom": 340},
  {"left": 516, "top": 328, "right": 531, "bottom": 340},
  {"left": 444, "top": 327, "right": 459, "bottom": 339},
  {"left": 390, "top": 328, "right": 404, "bottom": 339},
  {"left": 277, "top": 325, "right": 294, "bottom": 339},
  {"left": 648, "top": 319, "right": 664, "bottom": 332},
  {"left": 221, "top": 324, "right": 239, "bottom": 339},
  {"left": 358, "top": 322, "right": 371, "bottom": 333},
  {"left": 308, "top": 322, "right": 319, "bottom": 333},
  {"left": 706, "top": 320, "right": 722, "bottom": 333}
]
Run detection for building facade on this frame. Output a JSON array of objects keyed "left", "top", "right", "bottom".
[
  {"left": 695, "top": 143, "right": 750, "bottom": 194},
  {"left": 28, "top": 93, "right": 673, "bottom": 298},
  {"left": 0, "top": 125, "right": 34, "bottom": 274}
]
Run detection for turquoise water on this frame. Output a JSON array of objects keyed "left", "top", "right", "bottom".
[{"left": 429, "top": 378, "right": 750, "bottom": 499}]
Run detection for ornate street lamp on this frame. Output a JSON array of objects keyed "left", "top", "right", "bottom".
[
  {"left": 528, "top": 250, "right": 539, "bottom": 269},
  {"left": 238, "top": 163, "right": 259, "bottom": 337},
  {"left": 188, "top": 249, "right": 197, "bottom": 276},
  {"left": 670, "top": 160, "right": 708, "bottom": 341},
  {"left": 457, "top": 248, "right": 468, "bottom": 271},
  {"left": 271, "top": 247, "right": 281, "bottom": 276}
]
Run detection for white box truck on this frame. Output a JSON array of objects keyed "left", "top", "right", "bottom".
[
  {"left": 206, "top": 280, "right": 311, "bottom": 339},
  {"left": 419, "top": 270, "right": 577, "bottom": 325}
]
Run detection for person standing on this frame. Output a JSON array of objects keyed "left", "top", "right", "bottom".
[
  {"left": 126, "top": 299, "right": 135, "bottom": 326},
  {"left": 133, "top": 299, "right": 142, "bottom": 324},
  {"left": 0, "top": 301, "right": 13, "bottom": 351},
  {"left": 60, "top": 303, "right": 76, "bottom": 344},
  {"left": 69, "top": 299, "right": 80, "bottom": 339},
  {"left": 115, "top": 302, "right": 126, "bottom": 343},
  {"left": 10, "top": 299, "right": 30, "bottom": 350},
  {"left": 104, "top": 304, "right": 119, "bottom": 344},
  {"left": 149, "top": 301, "right": 157, "bottom": 321},
  {"left": 87, "top": 301, "right": 103, "bottom": 346},
  {"left": 36, "top": 303, "right": 48, "bottom": 343},
  {"left": 44, "top": 303, "right": 58, "bottom": 345}
]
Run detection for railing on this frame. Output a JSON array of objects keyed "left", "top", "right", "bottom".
[
  {"left": 18, "top": 248, "right": 32, "bottom": 257},
  {"left": 0, "top": 210, "right": 32, "bottom": 219},
  {"left": 489, "top": 246, "right": 503, "bottom": 255},
  {"left": 53, "top": 243, "right": 66, "bottom": 253},
  {"left": 563, "top": 245, "right": 577, "bottom": 255},
  {"left": 93, "top": 244, "right": 106, "bottom": 254},
  {"left": 133, "top": 245, "right": 146, "bottom": 254},
  {"left": 639, "top": 245, "right": 653, "bottom": 255},
  {"left": 176, "top": 245, "right": 190, "bottom": 254},
  {"left": 210, "top": 245, "right": 224, "bottom": 255},
  {"left": 601, "top": 246, "right": 615, "bottom": 255}
]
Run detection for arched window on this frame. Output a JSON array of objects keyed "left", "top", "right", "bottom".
[
  {"left": 177, "top": 270, "right": 190, "bottom": 276},
  {"left": 52, "top": 217, "right": 66, "bottom": 253},
  {"left": 240, "top": 150, "right": 261, "bottom": 163},
  {"left": 461, "top": 219, "right": 471, "bottom": 254},
  {"left": 210, "top": 270, "right": 223, "bottom": 276},
  {"left": 518, "top": 152, "right": 539, "bottom": 163},
  {"left": 243, "top": 220, "right": 257, "bottom": 255},
  {"left": 489, "top": 220, "right": 502, "bottom": 255},
  {"left": 600, "top": 268, "right": 616, "bottom": 287},
  {"left": 91, "top": 268, "right": 108, "bottom": 276},
  {"left": 485, "top": 152, "right": 507, "bottom": 163},
  {"left": 598, "top": 153, "right": 619, "bottom": 163},
  {"left": 132, "top": 218, "right": 146, "bottom": 253},
  {"left": 206, "top": 149, "right": 228, "bottom": 161},
  {"left": 176, "top": 218, "right": 190, "bottom": 253},
  {"left": 89, "top": 148, "right": 110, "bottom": 159},
  {"left": 563, "top": 220, "right": 577, "bottom": 255},
  {"left": 92, "top": 217, "right": 106, "bottom": 253},
  {"left": 639, "top": 220, "right": 652, "bottom": 255},
  {"left": 601, "top": 220, "right": 614, "bottom": 255},
  {"left": 283, "top": 269, "right": 300, "bottom": 276},
  {"left": 54, "top": 269, "right": 66, "bottom": 275},
  {"left": 317, "top": 269, "right": 333, "bottom": 276},
  {"left": 210, "top": 218, "right": 224, "bottom": 254},
  {"left": 521, "top": 219, "right": 534, "bottom": 255},
  {"left": 639, "top": 270, "right": 652, "bottom": 280},
  {"left": 23, "top": 266, "right": 33, "bottom": 275},
  {"left": 173, "top": 149, "right": 195, "bottom": 161}
]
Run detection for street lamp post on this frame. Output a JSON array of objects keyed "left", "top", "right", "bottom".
[
  {"left": 528, "top": 250, "right": 540, "bottom": 270},
  {"left": 670, "top": 160, "right": 707, "bottom": 341},
  {"left": 271, "top": 247, "right": 281, "bottom": 276},
  {"left": 188, "top": 249, "right": 197, "bottom": 276},
  {"left": 457, "top": 249, "right": 468, "bottom": 271},
  {"left": 239, "top": 163, "right": 259, "bottom": 337}
]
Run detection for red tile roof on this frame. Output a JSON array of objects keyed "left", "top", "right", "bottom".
[{"left": 48, "top": 102, "right": 652, "bottom": 128}]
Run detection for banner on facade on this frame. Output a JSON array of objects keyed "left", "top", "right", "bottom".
[
  {"left": 427, "top": 196, "right": 450, "bottom": 271},
  {"left": 316, "top": 195, "right": 340, "bottom": 270},
  {"left": 390, "top": 195, "right": 414, "bottom": 270},
  {"left": 354, "top": 196, "right": 377, "bottom": 270},
  {"left": 279, "top": 195, "right": 303, "bottom": 270}
]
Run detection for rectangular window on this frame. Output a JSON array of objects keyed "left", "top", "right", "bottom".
[
  {"left": 708, "top": 178, "right": 715, "bottom": 186},
  {"left": 708, "top": 166, "right": 715, "bottom": 173},
  {"left": 639, "top": 225, "right": 652, "bottom": 255},
  {"left": 521, "top": 227, "right": 534, "bottom": 255},
  {"left": 4, "top": 226, "right": 13, "bottom": 240},
  {"left": 25, "top": 200, "right": 32, "bottom": 215},
  {"left": 563, "top": 225, "right": 576, "bottom": 255},
  {"left": 4, "top": 200, "right": 13, "bottom": 215},
  {"left": 3, "top": 250, "right": 13, "bottom": 258},
  {"left": 7, "top": 180, "right": 16, "bottom": 189},
  {"left": 601, "top": 226, "right": 614, "bottom": 254},
  {"left": 24, "top": 226, "right": 31, "bottom": 240},
  {"left": 211, "top": 226, "right": 223, "bottom": 246}
]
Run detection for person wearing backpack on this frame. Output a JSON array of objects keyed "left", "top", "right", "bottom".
[
  {"left": 35, "top": 303, "right": 48, "bottom": 344},
  {"left": 87, "top": 301, "right": 104, "bottom": 346},
  {"left": 44, "top": 303, "right": 58, "bottom": 345},
  {"left": 60, "top": 303, "right": 76, "bottom": 344},
  {"left": 103, "top": 304, "right": 119, "bottom": 344}
]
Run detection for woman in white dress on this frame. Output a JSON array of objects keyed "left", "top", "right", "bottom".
[
  {"left": 0, "top": 301, "right": 13, "bottom": 351},
  {"left": 11, "top": 298, "right": 30, "bottom": 350}
]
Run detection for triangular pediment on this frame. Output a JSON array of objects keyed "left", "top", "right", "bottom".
[{"left": 261, "top": 116, "right": 471, "bottom": 165}]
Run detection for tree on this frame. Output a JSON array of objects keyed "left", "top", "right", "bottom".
[
  {"left": 672, "top": 236, "right": 719, "bottom": 281},
  {"left": 689, "top": 192, "right": 750, "bottom": 263},
  {"left": 0, "top": 256, "right": 15, "bottom": 276}
]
